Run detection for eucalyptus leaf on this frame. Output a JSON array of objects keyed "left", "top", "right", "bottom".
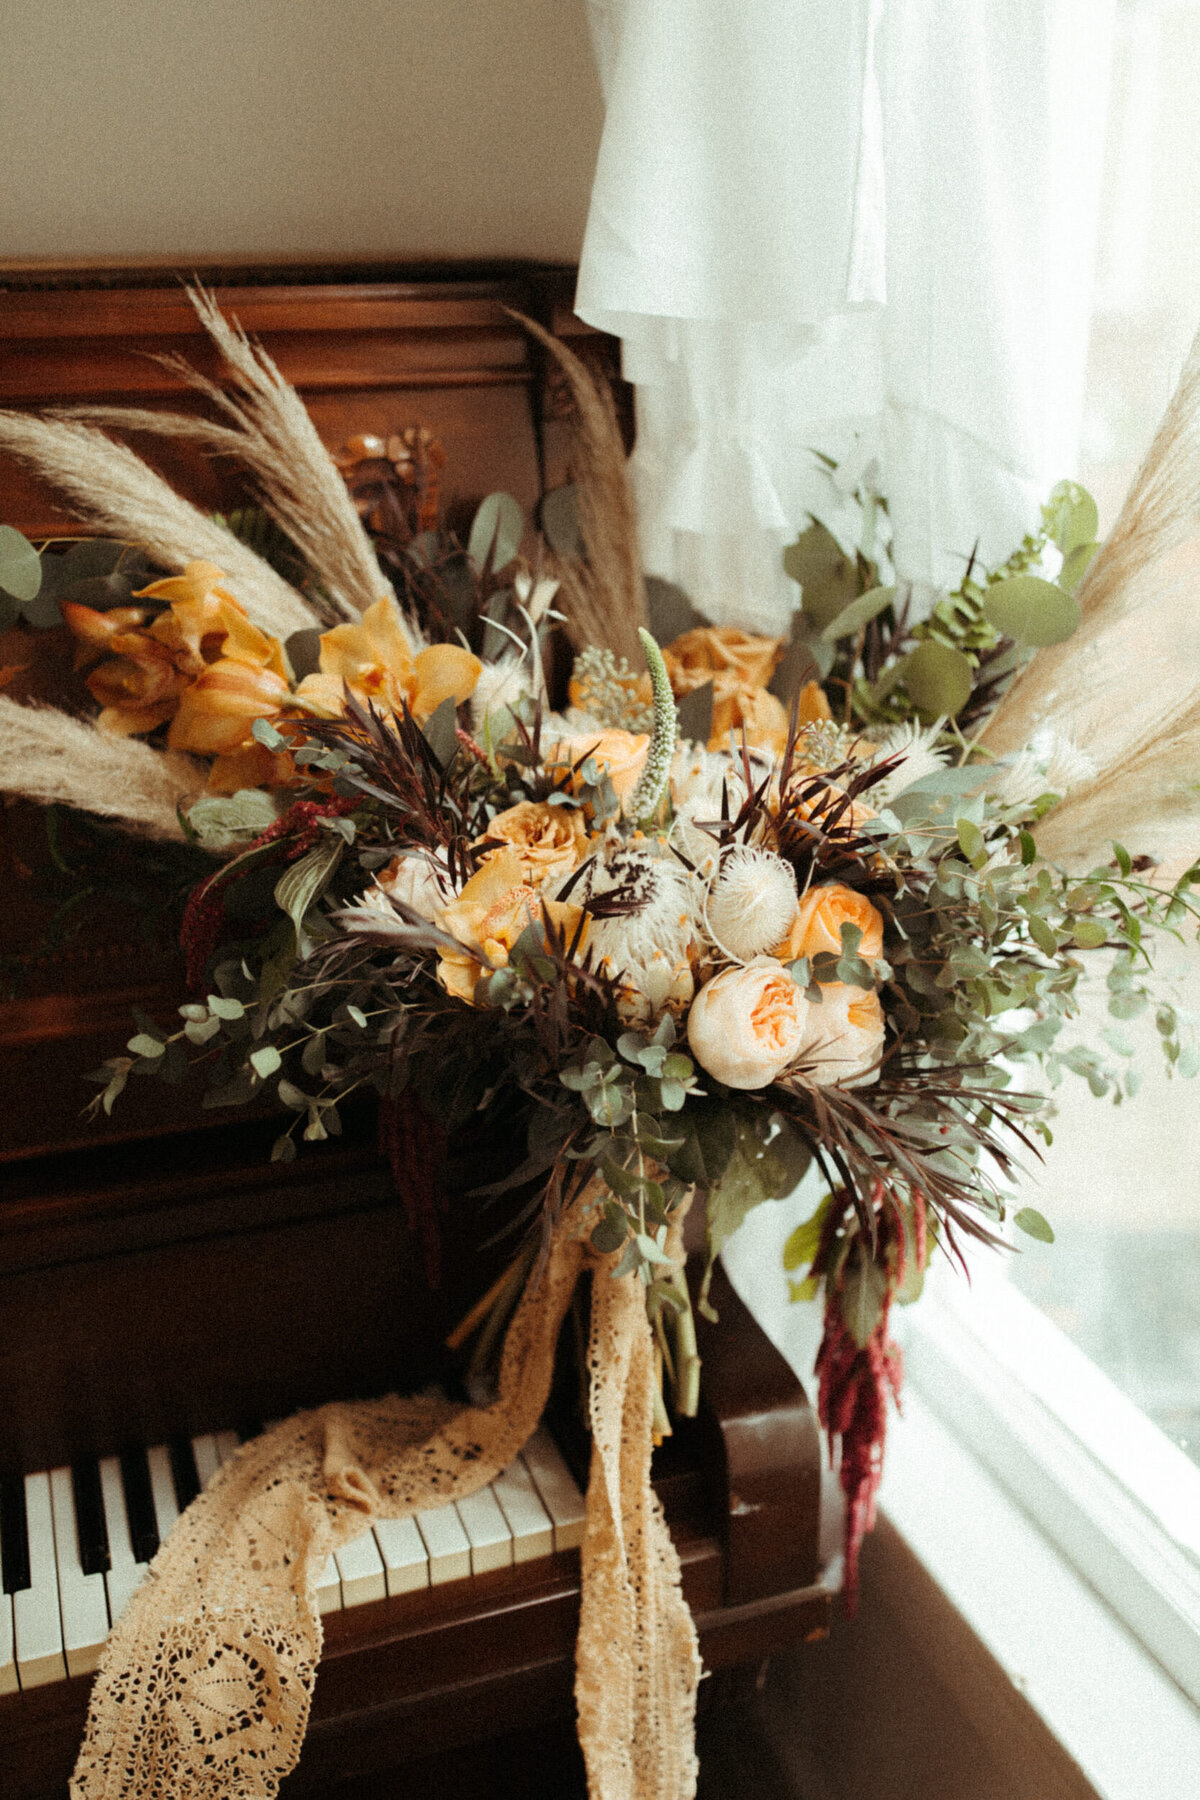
[
  {"left": 1044, "top": 481, "right": 1098, "bottom": 557},
  {"left": 820, "top": 584, "right": 895, "bottom": 643},
  {"left": 285, "top": 628, "right": 323, "bottom": 679},
  {"left": 468, "top": 491, "right": 524, "bottom": 574},
  {"left": 983, "top": 575, "right": 1081, "bottom": 647},
  {"left": 421, "top": 696, "right": 459, "bottom": 769},
  {"left": 540, "top": 484, "right": 583, "bottom": 557},
  {"left": 0, "top": 526, "right": 42, "bottom": 602},
  {"left": 1014, "top": 1206, "right": 1055, "bottom": 1244},
  {"left": 1057, "top": 541, "right": 1099, "bottom": 596},
  {"left": 782, "top": 521, "right": 859, "bottom": 630},
  {"left": 676, "top": 680, "right": 714, "bottom": 745},
  {"left": 840, "top": 1252, "right": 890, "bottom": 1348},
  {"left": 901, "top": 641, "right": 975, "bottom": 717},
  {"left": 645, "top": 576, "right": 706, "bottom": 644},
  {"left": 0, "top": 592, "right": 20, "bottom": 633}
]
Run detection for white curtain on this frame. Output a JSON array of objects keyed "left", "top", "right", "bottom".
[{"left": 577, "top": 0, "right": 1116, "bottom": 634}]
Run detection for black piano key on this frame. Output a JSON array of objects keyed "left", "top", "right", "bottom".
[
  {"left": 119, "top": 1447, "right": 160, "bottom": 1565},
  {"left": 167, "top": 1437, "right": 201, "bottom": 1512},
  {"left": 0, "top": 1475, "right": 31, "bottom": 1594},
  {"left": 71, "top": 1457, "right": 111, "bottom": 1577}
]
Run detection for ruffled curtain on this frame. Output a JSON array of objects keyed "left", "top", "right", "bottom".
[{"left": 577, "top": 0, "right": 1116, "bottom": 633}]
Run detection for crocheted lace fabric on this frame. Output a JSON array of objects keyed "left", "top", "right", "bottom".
[{"left": 70, "top": 1201, "right": 701, "bottom": 1800}]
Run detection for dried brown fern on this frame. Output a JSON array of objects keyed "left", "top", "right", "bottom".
[{"left": 510, "top": 312, "right": 647, "bottom": 667}]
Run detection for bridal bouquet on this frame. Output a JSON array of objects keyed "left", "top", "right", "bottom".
[{"left": 1, "top": 291, "right": 1197, "bottom": 1800}]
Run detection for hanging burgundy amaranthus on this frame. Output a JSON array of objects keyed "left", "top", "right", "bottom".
[{"left": 812, "top": 1181, "right": 925, "bottom": 1608}]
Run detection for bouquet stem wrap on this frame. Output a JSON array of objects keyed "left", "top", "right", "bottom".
[{"left": 70, "top": 1186, "right": 701, "bottom": 1800}]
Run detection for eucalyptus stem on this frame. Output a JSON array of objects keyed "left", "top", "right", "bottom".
[{"left": 668, "top": 1259, "right": 701, "bottom": 1418}]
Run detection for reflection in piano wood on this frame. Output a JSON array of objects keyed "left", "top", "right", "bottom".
[{"left": 0, "top": 1109, "right": 833, "bottom": 1797}]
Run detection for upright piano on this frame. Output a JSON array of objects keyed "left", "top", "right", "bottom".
[{"left": 0, "top": 264, "right": 835, "bottom": 1798}]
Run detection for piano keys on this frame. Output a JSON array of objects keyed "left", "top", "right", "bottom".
[{"left": 0, "top": 1426, "right": 589, "bottom": 1694}]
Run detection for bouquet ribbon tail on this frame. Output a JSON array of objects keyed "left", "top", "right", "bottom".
[{"left": 69, "top": 1179, "right": 701, "bottom": 1800}]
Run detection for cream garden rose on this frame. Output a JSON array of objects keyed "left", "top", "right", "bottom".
[
  {"left": 686, "top": 957, "right": 809, "bottom": 1090},
  {"left": 793, "top": 983, "right": 885, "bottom": 1087}
]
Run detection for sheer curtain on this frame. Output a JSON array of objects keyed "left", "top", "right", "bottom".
[{"left": 576, "top": 0, "right": 1115, "bottom": 633}]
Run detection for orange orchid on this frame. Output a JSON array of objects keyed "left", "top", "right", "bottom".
[{"left": 293, "top": 595, "right": 481, "bottom": 723}]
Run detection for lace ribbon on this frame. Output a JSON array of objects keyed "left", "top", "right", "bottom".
[{"left": 70, "top": 1192, "right": 700, "bottom": 1800}]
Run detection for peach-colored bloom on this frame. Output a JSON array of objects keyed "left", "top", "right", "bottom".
[
  {"left": 547, "top": 730, "right": 650, "bottom": 809},
  {"left": 662, "top": 625, "right": 794, "bottom": 754},
  {"left": 793, "top": 983, "right": 885, "bottom": 1087},
  {"left": 772, "top": 883, "right": 885, "bottom": 966},
  {"left": 293, "top": 595, "right": 480, "bottom": 723},
  {"left": 686, "top": 957, "right": 809, "bottom": 1090},
  {"left": 479, "top": 801, "right": 588, "bottom": 891},
  {"left": 168, "top": 661, "right": 292, "bottom": 756},
  {"left": 435, "top": 849, "right": 587, "bottom": 1004}
]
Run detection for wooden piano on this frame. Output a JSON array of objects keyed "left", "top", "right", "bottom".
[{"left": 0, "top": 264, "right": 834, "bottom": 1798}]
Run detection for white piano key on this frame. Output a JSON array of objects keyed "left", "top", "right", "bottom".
[
  {"left": 98, "top": 1456, "right": 148, "bottom": 1627},
  {"left": 314, "top": 1554, "right": 342, "bottom": 1615},
  {"left": 521, "top": 1428, "right": 587, "bottom": 1552},
  {"left": 191, "top": 1435, "right": 222, "bottom": 1492},
  {"left": 455, "top": 1486, "right": 513, "bottom": 1576},
  {"left": 372, "top": 1516, "right": 429, "bottom": 1597},
  {"left": 492, "top": 1457, "right": 554, "bottom": 1564},
  {"left": 415, "top": 1502, "right": 472, "bottom": 1585},
  {"left": 49, "top": 1468, "right": 110, "bottom": 1677},
  {"left": 146, "top": 1445, "right": 179, "bottom": 1544},
  {"left": 334, "top": 1529, "right": 386, "bottom": 1608},
  {"left": 13, "top": 1473, "right": 65, "bottom": 1688},
  {"left": 0, "top": 1592, "right": 16, "bottom": 1697},
  {"left": 212, "top": 1431, "right": 239, "bottom": 1467}
]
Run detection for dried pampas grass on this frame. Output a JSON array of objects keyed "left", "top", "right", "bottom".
[
  {"left": 0, "top": 697, "right": 202, "bottom": 840},
  {"left": 138, "top": 288, "right": 395, "bottom": 626},
  {"left": 510, "top": 312, "right": 647, "bottom": 669},
  {"left": 983, "top": 326, "right": 1200, "bottom": 870},
  {"left": 0, "top": 411, "right": 318, "bottom": 642}
]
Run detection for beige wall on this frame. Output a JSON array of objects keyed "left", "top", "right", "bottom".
[{"left": 0, "top": 0, "right": 603, "bottom": 264}]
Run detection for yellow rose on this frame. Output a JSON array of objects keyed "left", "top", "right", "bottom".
[
  {"left": 792, "top": 983, "right": 885, "bottom": 1087},
  {"left": 548, "top": 730, "right": 650, "bottom": 810},
  {"left": 772, "top": 883, "right": 884, "bottom": 966},
  {"left": 436, "top": 849, "right": 587, "bottom": 1004},
  {"left": 686, "top": 957, "right": 809, "bottom": 1090},
  {"left": 479, "top": 801, "right": 588, "bottom": 892}
]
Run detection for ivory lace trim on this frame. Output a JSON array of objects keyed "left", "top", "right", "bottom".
[{"left": 70, "top": 1203, "right": 700, "bottom": 1800}]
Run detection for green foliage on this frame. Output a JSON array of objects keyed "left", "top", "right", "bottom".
[{"left": 468, "top": 492, "right": 524, "bottom": 575}]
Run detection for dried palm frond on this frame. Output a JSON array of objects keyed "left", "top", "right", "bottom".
[
  {"left": 0, "top": 697, "right": 201, "bottom": 839},
  {"left": 148, "top": 288, "right": 396, "bottom": 626},
  {"left": 0, "top": 411, "right": 317, "bottom": 640},
  {"left": 509, "top": 312, "right": 647, "bottom": 667},
  {"left": 982, "top": 327, "right": 1200, "bottom": 869}
]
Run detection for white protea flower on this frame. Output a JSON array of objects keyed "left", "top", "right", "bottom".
[
  {"left": 704, "top": 845, "right": 798, "bottom": 962},
  {"left": 669, "top": 744, "right": 759, "bottom": 872},
  {"left": 868, "top": 719, "right": 950, "bottom": 802},
  {"left": 579, "top": 842, "right": 696, "bottom": 988}
]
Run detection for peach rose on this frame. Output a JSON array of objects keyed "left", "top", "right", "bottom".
[
  {"left": 548, "top": 730, "right": 650, "bottom": 809},
  {"left": 772, "top": 883, "right": 884, "bottom": 966},
  {"left": 792, "top": 983, "right": 885, "bottom": 1087},
  {"left": 436, "top": 849, "right": 587, "bottom": 1004},
  {"left": 478, "top": 800, "right": 588, "bottom": 891},
  {"left": 664, "top": 626, "right": 783, "bottom": 693},
  {"left": 686, "top": 957, "right": 809, "bottom": 1090}
]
